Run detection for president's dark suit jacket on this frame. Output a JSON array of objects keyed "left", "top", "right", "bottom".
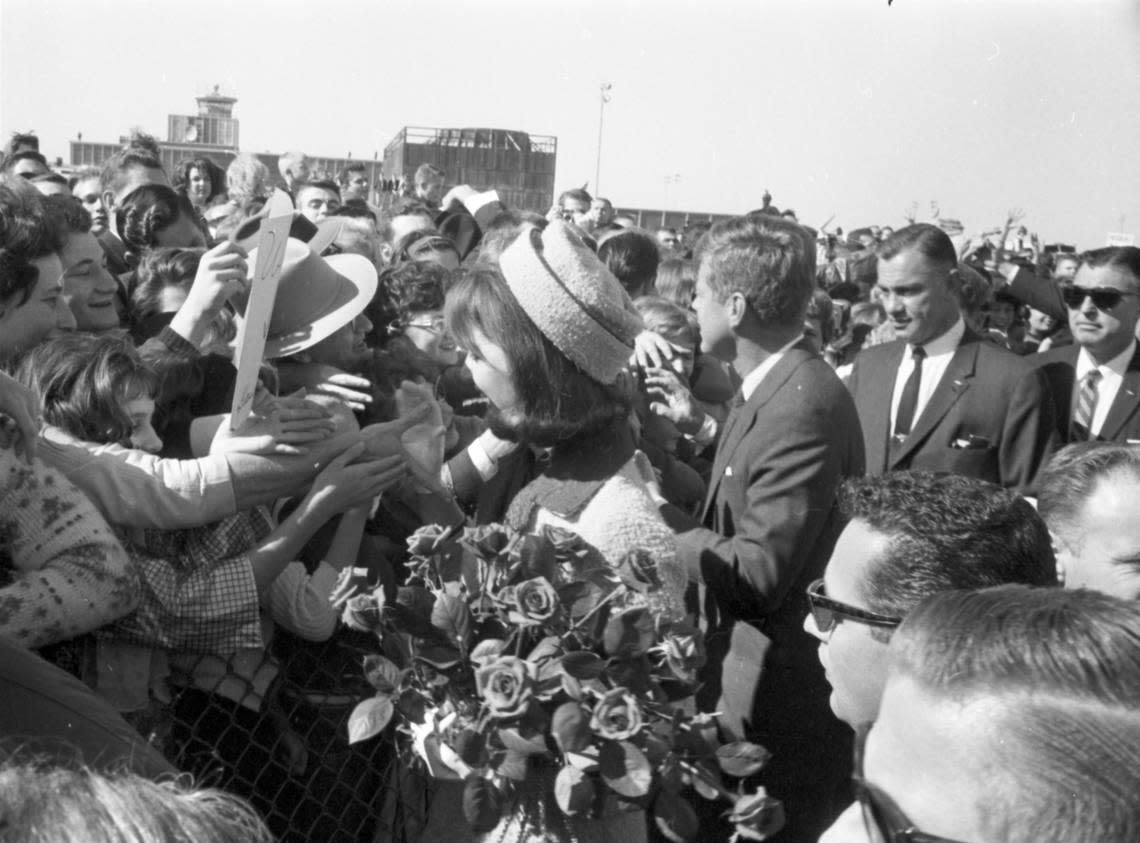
[
  {"left": 1036, "top": 343, "right": 1140, "bottom": 444},
  {"left": 847, "top": 331, "right": 1057, "bottom": 492},
  {"left": 665, "top": 340, "right": 863, "bottom": 840}
]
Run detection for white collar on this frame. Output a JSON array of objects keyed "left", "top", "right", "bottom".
[
  {"left": 741, "top": 334, "right": 804, "bottom": 400},
  {"left": 1076, "top": 339, "right": 1135, "bottom": 381},
  {"left": 909, "top": 316, "right": 966, "bottom": 358}
]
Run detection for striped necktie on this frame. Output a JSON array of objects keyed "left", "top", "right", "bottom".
[{"left": 1071, "top": 369, "right": 1102, "bottom": 441}]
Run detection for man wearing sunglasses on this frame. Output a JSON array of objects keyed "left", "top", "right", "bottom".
[
  {"left": 847, "top": 224, "right": 1056, "bottom": 492},
  {"left": 804, "top": 471, "right": 1056, "bottom": 729},
  {"left": 820, "top": 587, "right": 1140, "bottom": 843},
  {"left": 1033, "top": 247, "right": 1140, "bottom": 444}
]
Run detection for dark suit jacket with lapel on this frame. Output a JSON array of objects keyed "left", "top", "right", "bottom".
[
  {"left": 1035, "top": 343, "right": 1140, "bottom": 444},
  {"left": 666, "top": 340, "right": 863, "bottom": 736},
  {"left": 665, "top": 340, "right": 863, "bottom": 841},
  {"left": 847, "top": 330, "right": 1057, "bottom": 492}
]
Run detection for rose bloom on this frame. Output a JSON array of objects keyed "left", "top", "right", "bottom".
[
  {"left": 590, "top": 687, "right": 643, "bottom": 741},
  {"left": 407, "top": 524, "right": 449, "bottom": 556},
  {"left": 475, "top": 656, "right": 535, "bottom": 720},
  {"left": 661, "top": 624, "right": 707, "bottom": 682},
  {"left": 467, "top": 523, "right": 511, "bottom": 558},
  {"left": 342, "top": 593, "right": 382, "bottom": 633},
  {"left": 514, "top": 576, "right": 559, "bottom": 623},
  {"left": 730, "top": 790, "right": 785, "bottom": 841}
]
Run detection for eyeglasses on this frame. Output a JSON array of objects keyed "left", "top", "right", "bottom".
[
  {"left": 1060, "top": 285, "right": 1137, "bottom": 311},
  {"left": 853, "top": 727, "right": 972, "bottom": 843},
  {"left": 805, "top": 579, "right": 903, "bottom": 633},
  {"left": 405, "top": 317, "right": 447, "bottom": 335}
]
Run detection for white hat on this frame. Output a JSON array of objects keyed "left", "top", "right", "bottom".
[{"left": 245, "top": 238, "right": 377, "bottom": 359}]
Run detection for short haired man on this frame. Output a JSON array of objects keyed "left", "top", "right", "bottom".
[
  {"left": 69, "top": 167, "right": 108, "bottom": 237},
  {"left": 805, "top": 471, "right": 1056, "bottom": 728},
  {"left": 556, "top": 187, "right": 593, "bottom": 230},
  {"left": 277, "top": 150, "right": 310, "bottom": 197},
  {"left": 1038, "top": 441, "right": 1140, "bottom": 598},
  {"left": 44, "top": 196, "right": 122, "bottom": 333},
  {"left": 413, "top": 163, "right": 445, "bottom": 209},
  {"left": 2, "top": 149, "right": 49, "bottom": 179},
  {"left": 1053, "top": 251, "right": 1079, "bottom": 281},
  {"left": 846, "top": 223, "right": 1056, "bottom": 491},
  {"left": 0, "top": 184, "right": 77, "bottom": 363},
  {"left": 1035, "top": 247, "right": 1140, "bottom": 444},
  {"left": 294, "top": 180, "right": 341, "bottom": 224},
  {"left": 589, "top": 197, "right": 619, "bottom": 234},
  {"left": 339, "top": 163, "right": 370, "bottom": 203},
  {"left": 663, "top": 214, "right": 864, "bottom": 842},
  {"left": 655, "top": 226, "right": 680, "bottom": 254},
  {"left": 97, "top": 138, "right": 169, "bottom": 276},
  {"left": 822, "top": 586, "right": 1140, "bottom": 843}
]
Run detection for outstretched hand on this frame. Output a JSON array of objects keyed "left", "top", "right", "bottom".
[
  {"left": 643, "top": 367, "right": 704, "bottom": 436},
  {"left": 308, "top": 441, "right": 407, "bottom": 517},
  {"left": 0, "top": 371, "right": 41, "bottom": 464}
]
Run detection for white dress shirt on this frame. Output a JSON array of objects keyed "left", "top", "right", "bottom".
[
  {"left": 741, "top": 334, "right": 805, "bottom": 401},
  {"left": 890, "top": 317, "right": 966, "bottom": 435},
  {"left": 1073, "top": 339, "right": 1135, "bottom": 436}
]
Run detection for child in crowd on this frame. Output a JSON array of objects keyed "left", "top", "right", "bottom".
[{"left": 17, "top": 332, "right": 405, "bottom": 838}]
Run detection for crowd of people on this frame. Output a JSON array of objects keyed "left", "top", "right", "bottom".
[{"left": 1, "top": 127, "right": 1139, "bottom": 843}]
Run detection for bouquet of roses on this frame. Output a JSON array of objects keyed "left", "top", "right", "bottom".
[{"left": 332, "top": 522, "right": 784, "bottom": 843}]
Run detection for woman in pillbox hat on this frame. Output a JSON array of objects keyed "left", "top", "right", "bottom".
[
  {"left": 446, "top": 221, "right": 685, "bottom": 618},
  {"left": 428, "top": 222, "right": 683, "bottom": 843}
]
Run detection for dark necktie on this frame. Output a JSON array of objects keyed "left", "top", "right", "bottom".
[
  {"left": 1071, "top": 369, "right": 1102, "bottom": 441},
  {"left": 893, "top": 345, "right": 926, "bottom": 438}
]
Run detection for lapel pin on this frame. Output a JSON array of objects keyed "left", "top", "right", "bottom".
[{"left": 725, "top": 466, "right": 734, "bottom": 477}]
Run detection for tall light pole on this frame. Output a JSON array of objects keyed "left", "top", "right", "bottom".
[
  {"left": 595, "top": 83, "right": 612, "bottom": 195},
  {"left": 663, "top": 173, "right": 682, "bottom": 220}
]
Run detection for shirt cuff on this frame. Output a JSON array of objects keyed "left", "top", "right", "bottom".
[
  {"left": 468, "top": 432, "right": 501, "bottom": 481},
  {"left": 463, "top": 190, "right": 501, "bottom": 218},
  {"left": 686, "top": 413, "right": 718, "bottom": 448}
]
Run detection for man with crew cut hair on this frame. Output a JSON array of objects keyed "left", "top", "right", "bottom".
[
  {"left": 847, "top": 223, "right": 1056, "bottom": 491},
  {"left": 821, "top": 586, "right": 1140, "bottom": 843},
  {"left": 804, "top": 470, "right": 1056, "bottom": 729}
]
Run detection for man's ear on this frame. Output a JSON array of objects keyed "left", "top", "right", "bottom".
[
  {"left": 378, "top": 243, "right": 394, "bottom": 264},
  {"left": 727, "top": 291, "right": 749, "bottom": 328}
]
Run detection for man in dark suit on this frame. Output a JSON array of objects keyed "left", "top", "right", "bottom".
[
  {"left": 662, "top": 215, "right": 864, "bottom": 843},
  {"left": 847, "top": 224, "right": 1056, "bottom": 492},
  {"left": 1031, "top": 247, "right": 1140, "bottom": 445}
]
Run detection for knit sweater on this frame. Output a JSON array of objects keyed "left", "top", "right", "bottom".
[
  {"left": 0, "top": 443, "right": 137, "bottom": 649},
  {"left": 504, "top": 422, "right": 686, "bottom": 621}
]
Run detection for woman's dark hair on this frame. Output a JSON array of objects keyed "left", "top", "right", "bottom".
[
  {"left": 115, "top": 184, "right": 199, "bottom": 257},
  {"left": 16, "top": 332, "right": 158, "bottom": 447},
  {"left": 445, "top": 265, "right": 631, "bottom": 447},
  {"left": 597, "top": 229, "right": 660, "bottom": 298},
  {"left": 0, "top": 183, "right": 63, "bottom": 307},
  {"left": 129, "top": 247, "right": 202, "bottom": 340},
  {"left": 172, "top": 157, "right": 227, "bottom": 205}
]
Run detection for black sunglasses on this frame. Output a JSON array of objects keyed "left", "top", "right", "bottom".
[
  {"left": 1060, "top": 285, "right": 1137, "bottom": 311},
  {"left": 854, "top": 727, "right": 972, "bottom": 843},
  {"left": 805, "top": 579, "right": 903, "bottom": 633}
]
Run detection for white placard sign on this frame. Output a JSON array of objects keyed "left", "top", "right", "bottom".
[
  {"left": 1106, "top": 232, "right": 1135, "bottom": 247},
  {"left": 230, "top": 191, "right": 294, "bottom": 429}
]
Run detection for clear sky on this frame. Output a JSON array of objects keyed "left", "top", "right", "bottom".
[{"left": 3, "top": 0, "right": 1138, "bottom": 248}]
